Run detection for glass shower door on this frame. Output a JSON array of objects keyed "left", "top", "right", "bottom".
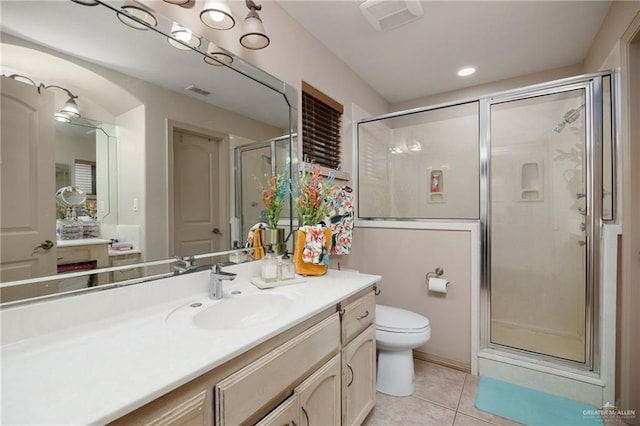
[
  {"left": 488, "top": 88, "right": 589, "bottom": 363},
  {"left": 235, "top": 135, "right": 295, "bottom": 248}
]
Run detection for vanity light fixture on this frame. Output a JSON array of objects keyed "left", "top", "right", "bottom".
[
  {"left": 240, "top": 0, "right": 270, "bottom": 50},
  {"left": 117, "top": 0, "right": 158, "bottom": 31},
  {"left": 406, "top": 139, "right": 421, "bottom": 152},
  {"left": 457, "top": 66, "right": 477, "bottom": 77},
  {"left": 5, "top": 74, "right": 81, "bottom": 122},
  {"left": 54, "top": 112, "right": 72, "bottom": 123},
  {"left": 204, "top": 40, "right": 234, "bottom": 66},
  {"left": 41, "top": 85, "right": 81, "bottom": 118},
  {"left": 168, "top": 22, "right": 202, "bottom": 50},
  {"left": 200, "top": 0, "right": 235, "bottom": 30}
]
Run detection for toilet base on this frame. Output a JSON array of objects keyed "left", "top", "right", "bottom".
[{"left": 376, "top": 349, "right": 415, "bottom": 397}]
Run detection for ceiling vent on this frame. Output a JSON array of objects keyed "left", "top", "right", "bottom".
[
  {"left": 359, "top": 0, "right": 423, "bottom": 32},
  {"left": 185, "top": 85, "right": 211, "bottom": 96}
]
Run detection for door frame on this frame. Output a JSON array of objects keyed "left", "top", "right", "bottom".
[{"left": 167, "top": 120, "right": 231, "bottom": 257}]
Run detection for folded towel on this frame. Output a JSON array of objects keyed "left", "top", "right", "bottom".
[{"left": 111, "top": 242, "right": 134, "bottom": 251}]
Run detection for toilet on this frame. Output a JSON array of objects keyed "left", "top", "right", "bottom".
[{"left": 375, "top": 304, "right": 431, "bottom": 397}]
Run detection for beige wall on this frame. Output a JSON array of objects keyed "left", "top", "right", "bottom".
[
  {"left": 343, "top": 227, "right": 473, "bottom": 370},
  {"left": 116, "top": 105, "right": 146, "bottom": 256}
]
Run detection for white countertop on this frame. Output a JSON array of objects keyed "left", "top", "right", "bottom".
[
  {"left": 0, "top": 263, "right": 380, "bottom": 425},
  {"left": 57, "top": 238, "right": 111, "bottom": 247}
]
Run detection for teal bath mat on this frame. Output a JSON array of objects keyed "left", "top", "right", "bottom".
[{"left": 475, "top": 376, "right": 603, "bottom": 426}]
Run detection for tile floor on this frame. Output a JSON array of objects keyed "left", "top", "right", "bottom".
[{"left": 363, "top": 359, "right": 522, "bottom": 426}]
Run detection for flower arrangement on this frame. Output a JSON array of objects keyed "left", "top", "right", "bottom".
[
  {"left": 255, "top": 162, "right": 289, "bottom": 230},
  {"left": 291, "top": 159, "right": 336, "bottom": 227}
]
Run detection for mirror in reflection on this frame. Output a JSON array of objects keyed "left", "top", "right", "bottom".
[{"left": 0, "top": 0, "right": 296, "bottom": 303}]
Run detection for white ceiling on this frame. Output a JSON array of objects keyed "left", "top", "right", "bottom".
[
  {"left": 277, "top": 0, "right": 612, "bottom": 104},
  {"left": 0, "top": 0, "right": 612, "bottom": 122}
]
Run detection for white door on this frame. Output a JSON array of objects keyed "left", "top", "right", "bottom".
[
  {"left": 0, "top": 76, "right": 57, "bottom": 282},
  {"left": 173, "top": 129, "right": 223, "bottom": 257}
]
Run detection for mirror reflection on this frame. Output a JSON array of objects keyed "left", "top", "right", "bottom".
[{"left": 0, "top": 0, "right": 296, "bottom": 303}]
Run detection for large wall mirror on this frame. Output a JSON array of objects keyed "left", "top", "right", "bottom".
[{"left": 0, "top": 0, "right": 296, "bottom": 303}]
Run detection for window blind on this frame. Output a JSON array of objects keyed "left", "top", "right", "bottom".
[
  {"left": 74, "top": 160, "right": 96, "bottom": 195},
  {"left": 302, "top": 81, "right": 343, "bottom": 169}
]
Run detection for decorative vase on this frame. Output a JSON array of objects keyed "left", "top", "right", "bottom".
[
  {"left": 261, "top": 228, "right": 285, "bottom": 255},
  {"left": 294, "top": 227, "right": 332, "bottom": 276}
]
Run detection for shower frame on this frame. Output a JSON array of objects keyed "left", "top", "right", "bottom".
[
  {"left": 353, "top": 70, "right": 619, "bottom": 402},
  {"left": 479, "top": 73, "right": 614, "bottom": 373}
]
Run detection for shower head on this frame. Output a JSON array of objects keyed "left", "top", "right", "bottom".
[{"left": 554, "top": 103, "right": 585, "bottom": 133}]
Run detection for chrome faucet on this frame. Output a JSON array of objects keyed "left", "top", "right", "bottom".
[
  {"left": 174, "top": 255, "right": 195, "bottom": 274},
  {"left": 210, "top": 263, "right": 236, "bottom": 300}
]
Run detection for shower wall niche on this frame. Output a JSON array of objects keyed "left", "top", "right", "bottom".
[{"left": 520, "top": 161, "right": 543, "bottom": 201}]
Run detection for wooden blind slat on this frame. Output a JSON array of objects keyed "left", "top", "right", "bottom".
[{"left": 302, "top": 82, "right": 342, "bottom": 169}]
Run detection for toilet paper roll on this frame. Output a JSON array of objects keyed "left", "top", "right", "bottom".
[{"left": 428, "top": 277, "right": 448, "bottom": 293}]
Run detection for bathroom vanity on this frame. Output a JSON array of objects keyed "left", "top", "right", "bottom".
[
  {"left": 0, "top": 263, "right": 379, "bottom": 425},
  {"left": 56, "top": 238, "right": 110, "bottom": 285}
]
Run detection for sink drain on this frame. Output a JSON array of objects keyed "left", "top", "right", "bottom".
[
  {"left": 189, "top": 302, "right": 203, "bottom": 308},
  {"left": 231, "top": 290, "right": 242, "bottom": 295}
]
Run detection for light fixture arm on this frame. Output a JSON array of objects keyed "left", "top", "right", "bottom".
[
  {"left": 6, "top": 74, "right": 37, "bottom": 87},
  {"left": 245, "top": 0, "right": 262, "bottom": 12},
  {"left": 39, "top": 84, "right": 78, "bottom": 100}
]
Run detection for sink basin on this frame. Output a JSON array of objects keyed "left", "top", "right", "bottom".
[{"left": 167, "top": 292, "right": 294, "bottom": 331}]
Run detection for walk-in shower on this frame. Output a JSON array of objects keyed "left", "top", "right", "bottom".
[{"left": 356, "top": 71, "right": 618, "bottom": 405}]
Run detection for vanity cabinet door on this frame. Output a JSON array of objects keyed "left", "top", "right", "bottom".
[
  {"left": 342, "top": 325, "right": 376, "bottom": 426},
  {"left": 296, "top": 354, "right": 341, "bottom": 426},
  {"left": 254, "top": 395, "right": 299, "bottom": 426}
]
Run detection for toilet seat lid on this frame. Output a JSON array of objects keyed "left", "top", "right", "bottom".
[{"left": 376, "top": 304, "right": 430, "bottom": 333}]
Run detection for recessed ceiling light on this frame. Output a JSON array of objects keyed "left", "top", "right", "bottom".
[{"left": 457, "top": 66, "right": 476, "bottom": 77}]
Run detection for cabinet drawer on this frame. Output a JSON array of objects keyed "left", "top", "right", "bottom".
[
  {"left": 57, "top": 246, "right": 92, "bottom": 264},
  {"left": 215, "top": 313, "right": 340, "bottom": 426},
  {"left": 57, "top": 244, "right": 108, "bottom": 267},
  {"left": 110, "top": 253, "right": 141, "bottom": 267},
  {"left": 340, "top": 291, "right": 375, "bottom": 344}
]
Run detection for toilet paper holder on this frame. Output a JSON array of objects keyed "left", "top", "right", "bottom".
[{"left": 426, "top": 267, "right": 450, "bottom": 286}]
